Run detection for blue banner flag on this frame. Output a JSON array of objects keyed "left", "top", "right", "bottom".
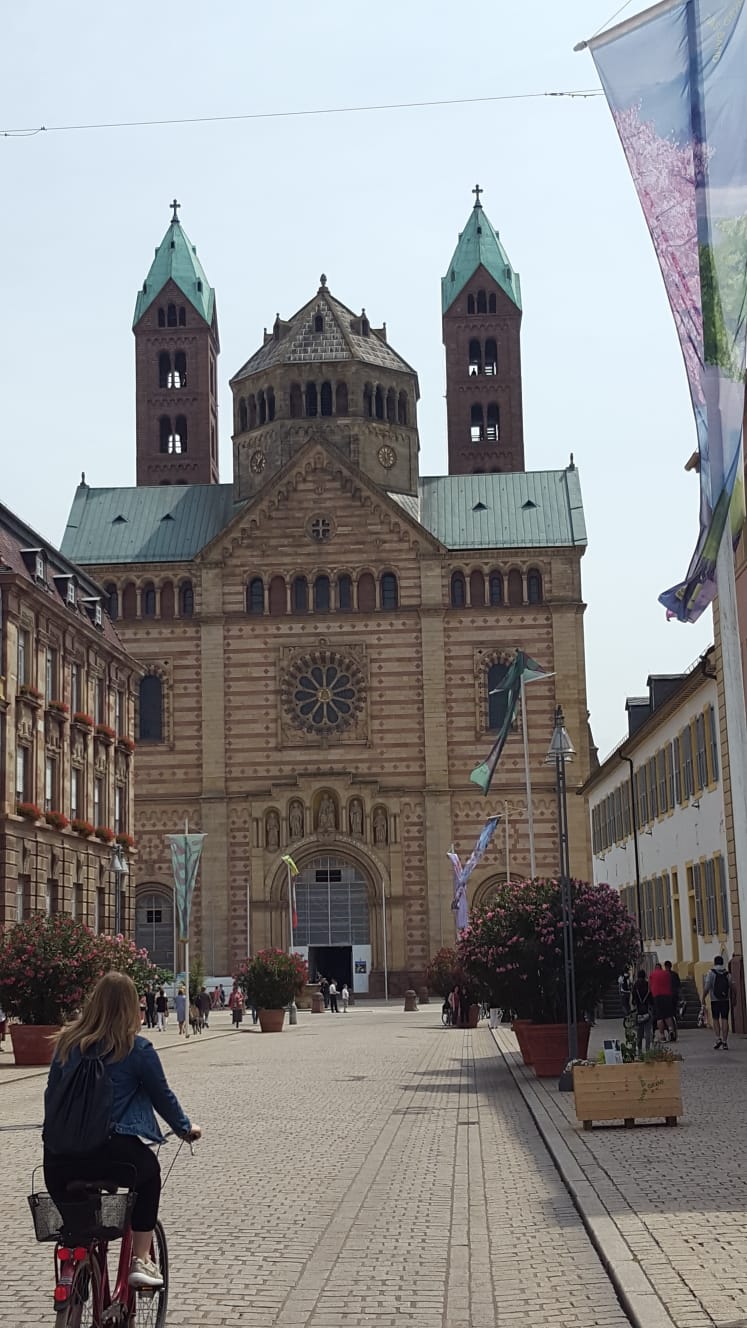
[
  {"left": 470, "top": 651, "right": 548, "bottom": 794},
  {"left": 589, "top": 0, "right": 747, "bottom": 623},
  {"left": 167, "top": 833, "right": 206, "bottom": 942},
  {"left": 448, "top": 816, "right": 500, "bottom": 931}
]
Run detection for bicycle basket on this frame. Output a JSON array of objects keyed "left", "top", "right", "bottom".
[{"left": 28, "top": 1190, "right": 136, "bottom": 1244}]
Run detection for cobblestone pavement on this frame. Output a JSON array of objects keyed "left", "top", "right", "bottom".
[
  {"left": 0, "top": 1006, "right": 629, "bottom": 1327},
  {"left": 495, "top": 1019, "right": 747, "bottom": 1328}
]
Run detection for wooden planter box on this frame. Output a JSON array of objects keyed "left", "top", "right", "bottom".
[{"left": 573, "top": 1061, "right": 682, "bottom": 1129}]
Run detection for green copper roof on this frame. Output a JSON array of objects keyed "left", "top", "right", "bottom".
[
  {"left": 441, "top": 197, "right": 522, "bottom": 314},
  {"left": 133, "top": 214, "right": 215, "bottom": 327},
  {"left": 416, "top": 467, "right": 586, "bottom": 549},
  {"left": 61, "top": 483, "right": 238, "bottom": 564}
]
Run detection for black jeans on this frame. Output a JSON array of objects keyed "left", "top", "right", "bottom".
[
  {"left": 329, "top": 994, "right": 339, "bottom": 1012},
  {"left": 44, "top": 1133, "right": 162, "bottom": 1232}
]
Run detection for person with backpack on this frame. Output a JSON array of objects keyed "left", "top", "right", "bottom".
[
  {"left": 43, "top": 971, "right": 201, "bottom": 1292},
  {"left": 630, "top": 969, "right": 653, "bottom": 1056},
  {"left": 702, "top": 955, "right": 732, "bottom": 1049},
  {"left": 648, "top": 962, "right": 676, "bottom": 1042}
]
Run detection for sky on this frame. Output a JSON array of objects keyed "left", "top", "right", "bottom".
[{"left": 0, "top": 1, "right": 713, "bottom": 759}]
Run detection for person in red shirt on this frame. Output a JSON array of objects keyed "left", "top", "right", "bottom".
[{"left": 648, "top": 963, "right": 676, "bottom": 1042}]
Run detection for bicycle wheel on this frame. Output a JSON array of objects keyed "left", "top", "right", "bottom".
[
  {"left": 131, "top": 1222, "right": 168, "bottom": 1328},
  {"left": 54, "top": 1255, "right": 100, "bottom": 1328}
]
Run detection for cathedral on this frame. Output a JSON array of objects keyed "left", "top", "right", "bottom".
[{"left": 61, "top": 192, "right": 593, "bottom": 993}]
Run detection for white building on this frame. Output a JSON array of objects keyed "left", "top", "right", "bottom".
[{"left": 581, "top": 649, "right": 731, "bottom": 988}]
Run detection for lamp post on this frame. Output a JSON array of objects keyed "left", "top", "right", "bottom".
[
  {"left": 111, "top": 845, "right": 129, "bottom": 936},
  {"left": 545, "top": 705, "right": 577, "bottom": 1087}
]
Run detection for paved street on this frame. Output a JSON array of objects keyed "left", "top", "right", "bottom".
[{"left": 0, "top": 1006, "right": 628, "bottom": 1327}]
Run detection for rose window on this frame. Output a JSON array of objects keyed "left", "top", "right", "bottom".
[{"left": 282, "top": 650, "right": 364, "bottom": 735}]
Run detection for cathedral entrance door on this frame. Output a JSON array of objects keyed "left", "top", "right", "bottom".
[
  {"left": 309, "top": 945, "right": 352, "bottom": 991},
  {"left": 294, "top": 856, "right": 371, "bottom": 995}
]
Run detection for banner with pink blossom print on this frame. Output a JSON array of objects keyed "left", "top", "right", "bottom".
[{"left": 590, "top": 0, "right": 747, "bottom": 623}]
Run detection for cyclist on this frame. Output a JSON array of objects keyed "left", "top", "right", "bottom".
[{"left": 43, "top": 971, "right": 202, "bottom": 1292}]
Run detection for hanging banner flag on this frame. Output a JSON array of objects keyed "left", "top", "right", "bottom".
[
  {"left": 282, "top": 854, "right": 299, "bottom": 928},
  {"left": 167, "top": 833, "right": 206, "bottom": 942},
  {"left": 470, "top": 652, "right": 548, "bottom": 794},
  {"left": 588, "top": 0, "right": 747, "bottom": 623},
  {"left": 448, "top": 816, "right": 500, "bottom": 931}
]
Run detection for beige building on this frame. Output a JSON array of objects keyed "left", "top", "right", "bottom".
[
  {"left": 61, "top": 195, "right": 594, "bottom": 992},
  {"left": 0, "top": 502, "right": 139, "bottom": 935}
]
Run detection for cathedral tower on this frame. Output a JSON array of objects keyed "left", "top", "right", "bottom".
[
  {"left": 442, "top": 187, "right": 524, "bottom": 475},
  {"left": 133, "top": 203, "right": 220, "bottom": 486}
]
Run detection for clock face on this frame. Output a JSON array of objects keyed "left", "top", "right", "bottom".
[
  {"left": 377, "top": 444, "right": 397, "bottom": 470},
  {"left": 249, "top": 449, "right": 266, "bottom": 474}
]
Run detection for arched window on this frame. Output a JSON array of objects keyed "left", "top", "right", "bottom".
[
  {"left": 488, "top": 293, "right": 497, "bottom": 313},
  {"left": 489, "top": 571, "right": 503, "bottom": 606},
  {"left": 335, "top": 382, "right": 348, "bottom": 415},
  {"left": 159, "top": 416, "right": 171, "bottom": 453},
  {"left": 470, "top": 571, "right": 485, "bottom": 607},
  {"left": 508, "top": 569, "right": 523, "bottom": 606},
  {"left": 397, "top": 391, "right": 408, "bottom": 425},
  {"left": 314, "top": 314, "right": 324, "bottom": 332},
  {"left": 485, "top": 338, "right": 497, "bottom": 375},
  {"left": 258, "top": 390, "right": 267, "bottom": 425},
  {"left": 363, "top": 383, "right": 373, "bottom": 417},
  {"left": 174, "top": 415, "right": 188, "bottom": 453},
  {"left": 290, "top": 383, "right": 302, "bottom": 419},
  {"left": 139, "top": 675, "right": 163, "bottom": 742},
  {"left": 246, "top": 577, "right": 264, "bottom": 614},
  {"left": 337, "top": 574, "right": 352, "bottom": 610},
  {"left": 487, "top": 661, "right": 509, "bottom": 731},
  {"left": 470, "top": 404, "right": 484, "bottom": 443},
  {"left": 486, "top": 403, "right": 500, "bottom": 442},
  {"left": 380, "top": 572, "right": 398, "bottom": 609},
  {"left": 527, "top": 568, "right": 543, "bottom": 604},
  {"left": 305, "top": 382, "right": 318, "bottom": 417},
  {"left": 268, "top": 575, "right": 286, "bottom": 615},
  {"left": 158, "top": 351, "right": 171, "bottom": 388},
  {"left": 160, "top": 581, "right": 175, "bottom": 619},
  {"left": 239, "top": 398, "right": 248, "bottom": 431},
  {"left": 248, "top": 395, "right": 257, "bottom": 429},
  {"left": 179, "top": 580, "right": 194, "bottom": 617},
  {"left": 374, "top": 386, "right": 385, "bottom": 420},
  {"left": 467, "top": 294, "right": 476, "bottom": 314},
  {"left": 314, "top": 575, "right": 331, "bottom": 611},
  {"left": 142, "top": 582, "right": 156, "bottom": 616},
  {"left": 178, "top": 306, "right": 186, "bottom": 326},
  {"left": 122, "top": 583, "right": 137, "bottom": 620},
  {"left": 104, "top": 582, "right": 118, "bottom": 620},
  {"left": 157, "top": 308, "right": 166, "bottom": 328},
  {"left": 386, "top": 388, "right": 396, "bottom": 423},
  {"left": 450, "top": 572, "right": 466, "bottom": 607},
  {"left": 167, "top": 303, "right": 177, "bottom": 327},
  {"left": 477, "top": 290, "right": 487, "bottom": 314},
  {"left": 267, "top": 388, "right": 275, "bottom": 421},
  {"left": 357, "top": 572, "right": 376, "bottom": 611},
  {"left": 468, "top": 339, "right": 482, "bottom": 375},
  {"left": 320, "top": 382, "right": 333, "bottom": 417},
  {"left": 292, "top": 576, "right": 309, "bottom": 613},
  {"left": 173, "top": 350, "right": 187, "bottom": 387}
]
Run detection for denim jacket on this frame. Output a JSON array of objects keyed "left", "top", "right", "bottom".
[{"left": 46, "top": 1035, "right": 191, "bottom": 1145}]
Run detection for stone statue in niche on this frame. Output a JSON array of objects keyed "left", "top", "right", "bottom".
[
  {"left": 266, "top": 811, "right": 280, "bottom": 850},
  {"left": 318, "top": 794, "right": 337, "bottom": 831},
  {"left": 373, "top": 808, "right": 388, "bottom": 846},
  {"left": 349, "top": 799, "right": 364, "bottom": 837},
  {"left": 289, "top": 800, "right": 304, "bottom": 841}
]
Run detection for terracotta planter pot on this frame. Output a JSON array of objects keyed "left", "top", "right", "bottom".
[
  {"left": 9, "top": 1024, "right": 60, "bottom": 1066},
  {"left": 258, "top": 1008, "right": 285, "bottom": 1033},
  {"left": 467, "top": 1004, "right": 479, "bottom": 1029},
  {"left": 511, "top": 1019, "right": 533, "bottom": 1065},
  {"left": 523, "top": 1022, "right": 591, "bottom": 1078}
]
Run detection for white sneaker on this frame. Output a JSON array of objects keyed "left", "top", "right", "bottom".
[{"left": 129, "top": 1257, "right": 164, "bottom": 1289}]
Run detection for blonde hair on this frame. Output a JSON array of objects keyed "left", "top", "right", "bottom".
[{"left": 55, "top": 971, "right": 142, "bottom": 1065}]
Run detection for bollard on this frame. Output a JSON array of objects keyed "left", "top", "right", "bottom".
[
  {"left": 403, "top": 989, "right": 418, "bottom": 1012},
  {"left": 418, "top": 987, "right": 430, "bottom": 1005},
  {"left": 311, "top": 992, "right": 324, "bottom": 1013},
  {"left": 288, "top": 1001, "right": 298, "bottom": 1025}
]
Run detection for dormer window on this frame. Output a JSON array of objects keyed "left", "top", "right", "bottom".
[
  {"left": 66, "top": 581, "right": 76, "bottom": 606},
  {"left": 21, "top": 548, "right": 46, "bottom": 582},
  {"left": 81, "top": 596, "right": 103, "bottom": 629},
  {"left": 52, "top": 572, "right": 76, "bottom": 606}
]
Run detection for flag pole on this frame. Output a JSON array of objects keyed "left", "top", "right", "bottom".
[
  {"left": 381, "top": 878, "right": 389, "bottom": 1003},
  {"left": 504, "top": 800, "right": 510, "bottom": 883},
  {"left": 521, "top": 677, "right": 537, "bottom": 877},
  {"left": 183, "top": 816, "right": 190, "bottom": 1039},
  {"left": 287, "top": 860, "right": 294, "bottom": 951}
]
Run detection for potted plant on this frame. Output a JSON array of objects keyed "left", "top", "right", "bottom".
[
  {"left": 47, "top": 699, "right": 69, "bottom": 717},
  {"left": 116, "top": 832, "right": 136, "bottom": 852},
  {"left": 44, "top": 809, "right": 70, "bottom": 831},
  {"left": 71, "top": 817, "right": 94, "bottom": 838},
  {"left": 95, "top": 825, "right": 116, "bottom": 843},
  {"left": 573, "top": 1043, "right": 683, "bottom": 1129},
  {"left": 118, "top": 736, "right": 136, "bottom": 754},
  {"left": 0, "top": 915, "right": 103, "bottom": 1065},
  {"left": 19, "top": 683, "right": 43, "bottom": 704},
  {"left": 235, "top": 949, "right": 308, "bottom": 1032},
  {"left": 95, "top": 723, "right": 117, "bottom": 742},
  {"left": 17, "top": 801, "right": 42, "bottom": 822},
  {"left": 459, "top": 878, "right": 638, "bottom": 1077}
]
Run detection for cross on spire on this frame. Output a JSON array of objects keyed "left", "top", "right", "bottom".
[
  {"left": 170, "top": 198, "right": 181, "bottom": 223},
  {"left": 472, "top": 183, "right": 483, "bottom": 208}
]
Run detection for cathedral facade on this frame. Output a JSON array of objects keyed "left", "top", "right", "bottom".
[{"left": 61, "top": 194, "right": 593, "bottom": 992}]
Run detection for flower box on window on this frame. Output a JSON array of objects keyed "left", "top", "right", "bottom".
[
  {"left": 95, "top": 825, "right": 116, "bottom": 843},
  {"left": 17, "top": 801, "right": 42, "bottom": 822},
  {"left": 72, "top": 712, "right": 94, "bottom": 730},
  {"left": 71, "top": 817, "right": 94, "bottom": 838},
  {"left": 19, "top": 684, "right": 43, "bottom": 704},
  {"left": 47, "top": 699, "right": 69, "bottom": 717},
  {"left": 115, "top": 832, "right": 136, "bottom": 852},
  {"left": 44, "top": 810, "right": 69, "bottom": 831},
  {"left": 95, "top": 723, "right": 117, "bottom": 743},
  {"left": 118, "top": 736, "right": 136, "bottom": 754}
]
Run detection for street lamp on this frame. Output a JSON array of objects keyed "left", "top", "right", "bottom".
[
  {"left": 111, "top": 845, "right": 129, "bottom": 936},
  {"left": 545, "top": 705, "right": 577, "bottom": 1088}
]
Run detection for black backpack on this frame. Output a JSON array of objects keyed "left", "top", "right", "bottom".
[
  {"left": 713, "top": 969, "right": 730, "bottom": 1001},
  {"left": 43, "top": 1052, "right": 113, "bottom": 1157}
]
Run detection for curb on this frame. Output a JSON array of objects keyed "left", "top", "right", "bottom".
[{"left": 490, "top": 1027, "right": 678, "bottom": 1328}]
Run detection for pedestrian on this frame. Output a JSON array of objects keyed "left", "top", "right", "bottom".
[
  {"left": 664, "top": 961, "right": 682, "bottom": 1021},
  {"left": 218, "top": 984, "right": 226, "bottom": 1009},
  {"left": 175, "top": 986, "right": 187, "bottom": 1036},
  {"left": 42, "top": 972, "right": 201, "bottom": 1292},
  {"left": 320, "top": 976, "right": 330, "bottom": 1009},
  {"left": 145, "top": 987, "right": 156, "bottom": 1030},
  {"left": 197, "top": 986, "right": 211, "bottom": 1028},
  {"left": 229, "top": 984, "right": 244, "bottom": 1029},
  {"left": 617, "top": 971, "right": 632, "bottom": 1017},
  {"left": 0, "top": 1002, "right": 6, "bottom": 1050},
  {"left": 631, "top": 969, "right": 653, "bottom": 1057},
  {"left": 702, "top": 954, "right": 732, "bottom": 1049},
  {"left": 155, "top": 987, "right": 168, "bottom": 1033},
  {"left": 341, "top": 984, "right": 350, "bottom": 1012},
  {"left": 329, "top": 980, "right": 339, "bottom": 1013},
  {"left": 648, "top": 962, "right": 676, "bottom": 1042}
]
